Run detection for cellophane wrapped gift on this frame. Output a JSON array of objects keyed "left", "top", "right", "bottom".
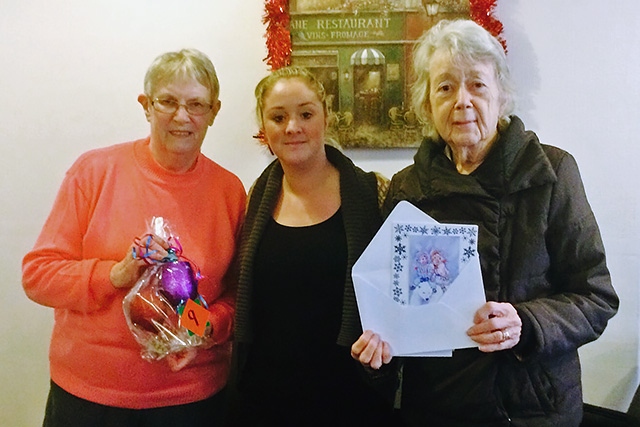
[{"left": 122, "top": 217, "right": 212, "bottom": 370}]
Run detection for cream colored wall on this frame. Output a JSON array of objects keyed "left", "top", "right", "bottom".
[{"left": 1, "top": 1, "right": 639, "bottom": 425}]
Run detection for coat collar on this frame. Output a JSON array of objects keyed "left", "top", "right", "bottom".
[{"left": 406, "top": 116, "right": 557, "bottom": 201}]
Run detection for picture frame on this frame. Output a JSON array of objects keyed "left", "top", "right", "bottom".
[{"left": 263, "top": 0, "right": 504, "bottom": 148}]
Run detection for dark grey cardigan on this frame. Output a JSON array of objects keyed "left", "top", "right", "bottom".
[{"left": 234, "top": 145, "right": 383, "bottom": 347}]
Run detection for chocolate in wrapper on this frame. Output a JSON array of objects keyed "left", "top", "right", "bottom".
[{"left": 159, "top": 261, "right": 199, "bottom": 306}]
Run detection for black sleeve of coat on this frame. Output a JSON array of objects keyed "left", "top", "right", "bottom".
[{"left": 515, "top": 150, "right": 619, "bottom": 359}]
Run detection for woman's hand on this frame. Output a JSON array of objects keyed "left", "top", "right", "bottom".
[
  {"left": 466, "top": 301, "right": 522, "bottom": 352},
  {"left": 110, "top": 234, "right": 170, "bottom": 289},
  {"left": 351, "top": 330, "right": 393, "bottom": 370}
]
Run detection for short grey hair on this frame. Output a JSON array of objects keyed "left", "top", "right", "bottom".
[
  {"left": 411, "top": 19, "right": 516, "bottom": 138},
  {"left": 143, "top": 48, "right": 220, "bottom": 102}
]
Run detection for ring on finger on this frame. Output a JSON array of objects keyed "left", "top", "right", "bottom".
[{"left": 503, "top": 329, "right": 510, "bottom": 342}]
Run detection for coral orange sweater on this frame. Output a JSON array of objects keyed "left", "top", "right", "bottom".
[{"left": 22, "top": 138, "right": 245, "bottom": 408}]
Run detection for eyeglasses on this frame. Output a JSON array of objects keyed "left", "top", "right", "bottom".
[{"left": 151, "top": 98, "right": 213, "bottom": 116}]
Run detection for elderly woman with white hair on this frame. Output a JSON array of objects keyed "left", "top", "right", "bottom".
[{"left": 351, "top": 19, "right": 618, "bottom": 427}]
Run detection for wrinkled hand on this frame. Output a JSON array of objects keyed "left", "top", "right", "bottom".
[
  {"left": 110, "top": 234, "right": 170, "bottom": 289},
  {"left": 466, "top": 301, "right": 522, "bottom": 352},
  {"left": 351, "top": 330, "right": 393, "bottom": 370}
]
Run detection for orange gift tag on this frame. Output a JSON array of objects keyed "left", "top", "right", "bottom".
[{"left": 180, "top": 298, "right": 210, "bottom": 337}]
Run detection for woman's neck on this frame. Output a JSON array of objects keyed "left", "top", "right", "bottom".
[
  {"left": 281, "top": 155, "right": 333, "bottom": 194},
  {"left": 275, "top": 156, "right": 341, "bottom": 226},
  {"left": 447, "top": 135, "right": 498, "bottom": 175},
  {"left": 149, "top": 142, "right": 198, "bottom": 174}
]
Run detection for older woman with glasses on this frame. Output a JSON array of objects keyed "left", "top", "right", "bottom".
[{"left": 22, "top": 49, "right": 246, "bottom": 427}]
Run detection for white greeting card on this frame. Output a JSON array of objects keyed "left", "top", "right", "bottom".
[{"left": 352, "top": 201, "right": 486, "bottom": 356}]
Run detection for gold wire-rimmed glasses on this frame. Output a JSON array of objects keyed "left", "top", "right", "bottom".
[{"left": 151, "top": 98, "right": 213, "bottom": 116}]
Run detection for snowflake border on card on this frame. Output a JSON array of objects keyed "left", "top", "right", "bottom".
[{"left": 392, "top": 222, "right": 478, "bottom": 305}]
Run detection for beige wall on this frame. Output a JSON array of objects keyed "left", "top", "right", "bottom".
[{"left": 2, "top": 0, "right": 639, "bottom": 425}]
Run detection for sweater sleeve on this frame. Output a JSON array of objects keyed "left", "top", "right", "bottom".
[
  {"left": 22, "top": 167, "right": 120, "bottom": 313},
  {"left": 208, "top": 186, "right": 246, "bottom": 345},
  {"left": 514, "top": 152, "right": 619, "bottom": 358},
  {"left": 209, "top": 256, "right": 239, "bottom": 344}
]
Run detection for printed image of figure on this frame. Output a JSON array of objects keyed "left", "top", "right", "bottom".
[
  {"left": 409, "top": 248, "right": 446, "bottom": 305},
  {"left": 410, "top": 280, "right": 444, "bottom": 305},
  {"left": 429, "top": 249, "right": 450, "bottom": 290},
  {"left": 413, "top": 249, "right": 432, "bottom": 283}
]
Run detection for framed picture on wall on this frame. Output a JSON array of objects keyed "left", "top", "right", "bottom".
[{"left": 263, "top": 0, "right": 503, "bottom": 148}]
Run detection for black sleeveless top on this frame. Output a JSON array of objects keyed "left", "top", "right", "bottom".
[
  {"left": 238, "top": 209, "right": 390, "bottom": 424},
  {"left": 247, "top": 208, "right": 348, "bottom": 384}
]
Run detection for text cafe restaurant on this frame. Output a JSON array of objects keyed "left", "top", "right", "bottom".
[{"left": 289, "top": 6, "right": 467, "bottom": 148}]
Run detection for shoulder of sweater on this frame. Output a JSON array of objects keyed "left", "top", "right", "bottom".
[
  {"left": 74, "top": 140, "right": 135, "bottom": 162},
  {"left": 325, "top": 144, "right": 384, "bottom": 184},
  {"left": 67, "top": 140, "right": 137, "bottom": 176},
  {"left": 244, "top": 160, "right": 282, "bottom": 217},
  {"left": 248, "top": 158, "right": 282, "bottom": 194},
  {"left": 198, "top": 154, "right": 245, "bottom": 188}
]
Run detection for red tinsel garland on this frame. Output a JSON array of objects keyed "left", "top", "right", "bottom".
[
  {"left": 469, "top": 0, "right": 507, "bottom": 52},
  {"left": 263, "top": 0, "right": 506, "bottom": 70},
  {"left": 263, "top": 0, "right": 291, "bottom": 70}
]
